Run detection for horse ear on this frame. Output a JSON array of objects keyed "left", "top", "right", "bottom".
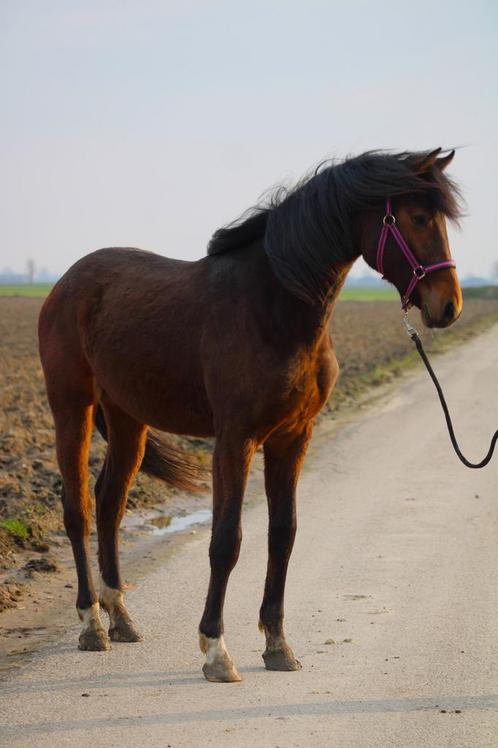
[
  {"left": 408, "top": 148, "right": 442, "bottom": 174},
  {"left": 435, "top": 150, "right": 455, "bottom": 171}
]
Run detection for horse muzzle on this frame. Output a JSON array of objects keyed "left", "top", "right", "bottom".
[{"left": 421, "top": 294, "right": 462, "bottom": 328}]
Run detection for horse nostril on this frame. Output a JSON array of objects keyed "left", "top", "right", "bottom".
[{"left": 443, "top": 300, "right": 455, "bottom": 323}]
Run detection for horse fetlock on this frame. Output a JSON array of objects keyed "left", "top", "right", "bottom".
[
  {"left": 258, "top": 619, "right": 284, "bottom": 647},
  {"left": 108, "top": 615, "right": 143, "bottom": 643},
  {"left": 99, "top": 579, "right": 124, "bottom": 618},
  {"left": 100, "top": 580, "right": 143, "bottom": 642},
  {"left": 199, "top": 633, "right": 242, "bottom": 683},
  {"left": 77, "top": 603, "right": 110, "bottom": 651}
]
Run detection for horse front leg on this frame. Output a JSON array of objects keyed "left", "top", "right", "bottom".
[
  {"left": 259, "top": 423, "right": 312, "bottom": 671},
  {"left": 199, "top": 434, "right": 256, "bottom": 682}
]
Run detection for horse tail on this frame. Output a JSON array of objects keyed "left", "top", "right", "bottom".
[{"left": 94, "top": 404, "right": 208, "bottom": 492}]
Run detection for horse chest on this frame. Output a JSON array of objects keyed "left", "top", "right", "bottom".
[{"left": 284, "top": 347, "right": 338, "bottom": 422}]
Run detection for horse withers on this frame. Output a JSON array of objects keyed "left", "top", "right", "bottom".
[{"left": 38, "top": 148, "right": 462, "bottom": 681}]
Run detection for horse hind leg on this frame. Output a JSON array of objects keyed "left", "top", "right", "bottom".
[
  {"left": 96, "top": 398, "right": 147, "bottom": 643},
  {"left": 48, "top": 380, "right": 108, "bottom": 651}
]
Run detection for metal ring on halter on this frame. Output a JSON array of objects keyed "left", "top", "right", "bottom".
[
  {"left": 383, "top": 214, "right": 396, "bottom": 226},
  {"left": 413, "top": 266, "right": 426, "bottom": 279}
]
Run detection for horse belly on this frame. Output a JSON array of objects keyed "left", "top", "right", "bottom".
[{"left": 92, "top": 349, "right": 214, "bottom": 437}]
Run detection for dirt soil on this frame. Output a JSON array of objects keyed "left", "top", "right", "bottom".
[{"left": 1, "top": 295, "right": 497, "bottom": 667}]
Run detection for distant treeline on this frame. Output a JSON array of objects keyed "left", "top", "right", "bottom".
[
  {"left": 1, "top": 283, "right": 497, "bottom": 301},
  {"left": 462, "top": 286, "right": 498, "bottom": 300}
]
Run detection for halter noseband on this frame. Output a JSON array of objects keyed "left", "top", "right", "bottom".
[{"left": 376, "top": 198, "right": 456, "bottom": 310}]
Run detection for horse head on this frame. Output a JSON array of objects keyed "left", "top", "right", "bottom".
[{"left": 362, "top": 148, "right": 463, "bottom": 328}]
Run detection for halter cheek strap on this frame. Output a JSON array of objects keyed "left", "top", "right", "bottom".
[{"left": 376, "top": 198, "right": 456, "bottom": 310}]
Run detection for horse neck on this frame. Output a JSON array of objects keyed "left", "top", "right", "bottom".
[
  {"left": 303, "top": 261, "right": 354, "bottom": 344},
  {"left": 314, "top": 210, "right": 363, "bottom": 308},
  {"left": 253, "top": 242, "right": 354, "bottom": 350}
]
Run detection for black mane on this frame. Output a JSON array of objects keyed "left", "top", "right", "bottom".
[
  {"left": 207, "top": 150, "right": 462, "bottom": 304},
  {"left": 207, "top": 209, "right": 269, "bottom": 256}
]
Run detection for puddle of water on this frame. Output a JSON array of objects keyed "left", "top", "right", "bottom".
[
  {"left": 121, "top": 508, "right": 212, "bottom": 536},
  {"left": 121, "top": 513, "right": 148, "bottom": 529},
  {"left": 149, "top": 515, "right": 172, "bottom": 529},
  {"left": 151, "top": 509, "right": 212, "bottom": 535}
]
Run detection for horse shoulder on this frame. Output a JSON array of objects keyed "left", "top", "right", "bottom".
[
  {"left": 270, "top": 336, "right": 337, "bottom": 426},
  {"left": 316, "top": 335, "right": 339, "bottom": 404}
]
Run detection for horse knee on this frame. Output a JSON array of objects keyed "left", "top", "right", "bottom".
[
  {"left": 209, "top": 521, "right": 241, "bottom": 571},
  {"left": 63, "top": 503, "right": 89, "bottom": 540},
  {"left": 268, "top": 517, "right": 296, "bottom": 550}
]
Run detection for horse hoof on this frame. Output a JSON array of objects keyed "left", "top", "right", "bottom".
[
  {"left": 263, "top": 646, "right": 302, "bottom": 671},
  {"left": 78, "top": 627, "right": 110, "bottom": 651},
  {"left": 108, "top": 618, "right": 143, "bottom": 643},
  {"left": 202, "top": 660, "right": 242, "bottom": 683}
]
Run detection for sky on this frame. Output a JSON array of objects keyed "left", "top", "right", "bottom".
[{"left": 1, "top": 0, "right": 497, "bottom": 279}]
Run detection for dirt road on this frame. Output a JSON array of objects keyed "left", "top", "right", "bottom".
[{"left": 1, "top": 324, "right": 498, "bottom": 747}]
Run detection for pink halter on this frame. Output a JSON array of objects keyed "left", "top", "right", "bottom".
[{"left": 376, "top": 198, "right": 456, "bottom": 310}]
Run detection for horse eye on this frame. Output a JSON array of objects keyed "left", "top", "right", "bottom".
[{"left": 411, "top": 214, "right": 427, "bottom": 226}]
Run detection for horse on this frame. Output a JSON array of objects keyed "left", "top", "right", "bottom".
[{"left": 38, "top": 147, "right": 462, "bottom": 682}]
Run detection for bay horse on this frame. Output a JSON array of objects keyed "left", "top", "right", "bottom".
[{"left": 38, "top": 148, "right": 462, "bottom": 682}]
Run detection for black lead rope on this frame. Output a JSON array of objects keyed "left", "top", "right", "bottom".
[{"left": 403, "top": 315, "right": 498, "bottom": 469}]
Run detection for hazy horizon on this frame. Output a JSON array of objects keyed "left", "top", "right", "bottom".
[{"left": 2, "top": 1, "right": 497, "bottom": 279}]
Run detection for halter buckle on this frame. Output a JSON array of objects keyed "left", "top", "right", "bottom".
[
  {"left": 413, "top": 265, "right": 426, "bottom": 280},
  {"left": 403, "top": 311, "right": 419, "bottom": 340},
  {"left": 383, "top": 213, "right": 396, "bottom": 226}
]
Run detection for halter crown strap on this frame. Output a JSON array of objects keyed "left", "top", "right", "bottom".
[{"left": 376, "top": 198, "right": 456, "bottom": 309}]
